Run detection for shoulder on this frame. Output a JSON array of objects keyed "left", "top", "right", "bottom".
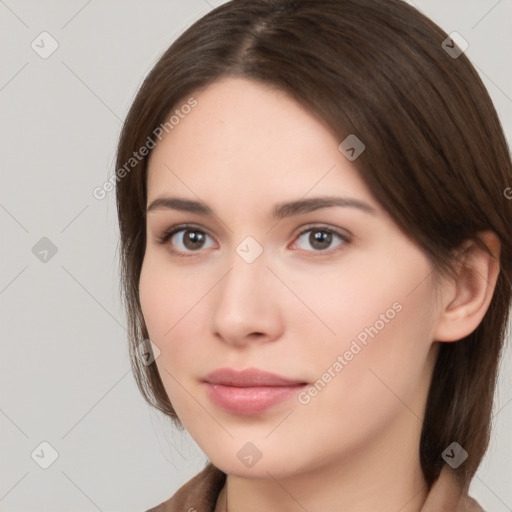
[{"left": 146, "top": 462, "right": 226, "bottom": 512}]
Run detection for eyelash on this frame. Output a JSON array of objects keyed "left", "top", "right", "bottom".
[{"left": 156, "top": 223, "right": 351, "bottom": 258}]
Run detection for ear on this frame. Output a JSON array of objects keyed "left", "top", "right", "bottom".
[{"left": 433, "top": 231, "right": 501, "bottom": 342}]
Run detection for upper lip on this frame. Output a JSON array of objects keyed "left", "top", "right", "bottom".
[{"left": 204, "top": 368, "right": 307, "bottom": 387}]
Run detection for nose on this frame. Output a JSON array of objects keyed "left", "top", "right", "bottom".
[{"left": 210, "top": 249, "right": 284, "bottom": 348}]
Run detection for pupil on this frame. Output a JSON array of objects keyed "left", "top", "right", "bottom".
[
  {"left": 310, "top": 231, "right": 332, "bottom": 250},
  {"left": 184, "top": 231, "right": 204, "bottom": 250}
]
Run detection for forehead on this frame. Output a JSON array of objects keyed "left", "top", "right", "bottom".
[{"left": 146, "top": 77, "right": 370, "bottom": 206}]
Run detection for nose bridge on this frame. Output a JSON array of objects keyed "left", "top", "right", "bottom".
[
  {"left": 218, "top": 246, "right": 270, "bottom": 311},
  {"left": 211, "top": 242, "right": 282, "bottom": 343}
]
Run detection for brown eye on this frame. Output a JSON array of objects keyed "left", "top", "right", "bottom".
[
  {"left": 309, "top": 230, "right": 333, "bottom": 250},
  {"left": 167, "top": 228, "right": 215, "bottom": 253},
  {"left": 181, "top": 230, "right": 206, "bottom": 250},
  {"left": 294, "top": 228, "right": 348, "bottom": 252}
]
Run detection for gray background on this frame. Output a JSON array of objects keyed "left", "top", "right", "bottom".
[{"left": 1, "top": 1, "right": 511, "bottom": 511}]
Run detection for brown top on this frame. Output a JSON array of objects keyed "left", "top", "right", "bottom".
[{"left": 146, "top": 462, "right": 485, "bottom": 512}]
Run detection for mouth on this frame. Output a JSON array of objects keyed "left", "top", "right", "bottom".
[{"left": 203, "top": 367, "right": 308, "bottom": 415}]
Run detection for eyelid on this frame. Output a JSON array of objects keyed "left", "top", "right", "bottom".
[
  {"left": 289, "top": 224, "right": 352, "bottom": 252},
  {"left": 292, "top": 223, "right": 352, "bottom": 242},
  {"left": 156, "top": 223, "right": 217, "bottom": 250}
]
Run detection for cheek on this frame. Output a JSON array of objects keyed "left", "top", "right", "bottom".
[
  {"left": 291, "top": 243, "right": 437, "bottom": 399},
  {"left": 139, "top": 257, "right": 205, "bottom": 418},
  {"left": 286, "top": 273, "right": 438, "bottom": 467},
  {"left": 286, "top": 243, "right": 434, "bottom": 351},
  {"left": 302, "top": 254, "right": 437, "bottom": 426},
  {"left": 138, "top": 253, "right": 214, "bottom": 378},
  {"left": 139, "top": 252, "right": 202, "bottom": 338}
]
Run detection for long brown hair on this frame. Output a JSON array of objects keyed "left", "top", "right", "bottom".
[{"left": 115, "top": 0, "right": 512, "bottom": 489}]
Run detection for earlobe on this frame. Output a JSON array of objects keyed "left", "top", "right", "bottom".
[{"left": 433, "top": 231, "right": 501, "bottom": 343}]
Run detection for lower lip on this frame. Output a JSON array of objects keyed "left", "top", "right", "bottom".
[{"left": 204, "top": 383, "right": 306, "bottom": 415}]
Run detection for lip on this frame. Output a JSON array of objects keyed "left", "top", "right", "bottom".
[
  {"left": 203, "top": 368, "right": 308, "bottom": 415},
  {"left": 204, "top": 367, "right": 307, "bottom": 387}
]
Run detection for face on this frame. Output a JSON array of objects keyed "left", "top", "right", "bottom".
[{"left": 140, "top": 76, "right": 442, "bottom": 478}]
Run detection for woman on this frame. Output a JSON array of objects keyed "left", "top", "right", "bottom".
[{"left": 115, "top": 0, "right": 511, "bottom": 510}]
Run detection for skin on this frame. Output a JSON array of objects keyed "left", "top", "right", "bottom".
[{"left": 139, "top": 76, "right": 500, "bottom": 512}]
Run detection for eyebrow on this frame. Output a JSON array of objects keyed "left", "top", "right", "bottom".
[{"left": 147, "top": 195, "right": 377, "bottom": 218}]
